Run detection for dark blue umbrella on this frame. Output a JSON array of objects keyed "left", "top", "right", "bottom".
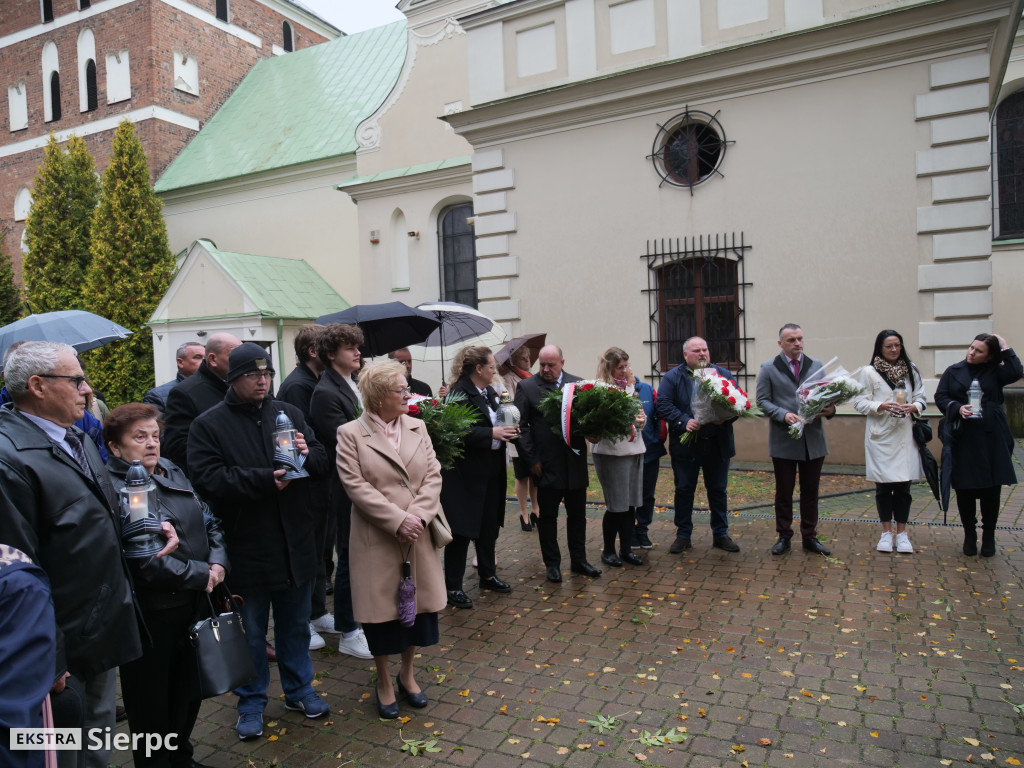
[
  {"left": 315, "top": 301, "right": 440, "bottom": 358},
  {"left": 0, "top": 309, "right": 132, "bottom": 362}
]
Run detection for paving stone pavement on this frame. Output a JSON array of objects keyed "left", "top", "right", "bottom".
[{"left": 111, "top": 476, "right": 1024, "bottom": 768}]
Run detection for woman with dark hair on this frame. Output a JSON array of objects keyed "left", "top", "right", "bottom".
[
  {"left": 853, "top": 330, "right": 927, "bottom": 554},
  {"left": 935, "top": 333, "right": 1022, "bottom": 556},
  {"left": 104, "top": 402, "right": 228, "bottom": 768},
  {"left": 440, "top": 346, "right": 518, "bottom": 609},
  {"left": 591, "top": 347, "right": 647, "bottom": 567}
]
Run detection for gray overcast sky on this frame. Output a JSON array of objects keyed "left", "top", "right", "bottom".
[{"left": 298, "top": 0, "right": 406, "bottom": 34}]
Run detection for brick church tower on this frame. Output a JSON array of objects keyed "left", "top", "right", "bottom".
[{"left": 0, "top": 0, "right": 339, "bottom": 279}]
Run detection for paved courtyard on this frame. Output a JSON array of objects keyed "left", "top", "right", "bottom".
[{"left": 112, "top": 453, "right": 1024, "bottom": 768}]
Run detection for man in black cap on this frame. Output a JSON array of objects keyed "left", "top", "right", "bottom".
[{"left": 187, "top": 342, "right": 330, "bottom": 741}]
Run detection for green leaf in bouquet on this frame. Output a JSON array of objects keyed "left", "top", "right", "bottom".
[{"left": 537, "top": 382, "right": 639, "bottom": 443}]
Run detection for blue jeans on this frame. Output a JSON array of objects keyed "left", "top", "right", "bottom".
[
  {"left": 670, "top": 453, "right": 730, "bottom": 539},
  {"left": 634, "top": 458, "right": 661, "bottom": 536},
  {"left": 236, "top": 580, "right": 316, "bottom": 714}
]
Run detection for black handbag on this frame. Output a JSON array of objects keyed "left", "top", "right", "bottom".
[
  {"left": 911, "top": 417, "right": 932, "bottom": 446},
  {"left": 188, "top": 588, "right": 256, "bottom": 699}
]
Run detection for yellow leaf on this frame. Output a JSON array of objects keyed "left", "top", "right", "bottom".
[
  {"left": 838, "top": 721, "right": 847, "bottom": 727},
  {"left": 577, "top": 744, "right": 591, "bottom": 750},
  {"left": 741, "top": 672, "right": 753, "bottom": 678},
  {"left": 982, "top": 755, "right": 995, "bottom": 762},
  {"left": 536, "top": 716, "right": 559, "bottom": 724},
  {"left": 398, "top": 716, "right": 411, "bottom": 724},
  {"left": 941, "top": 761, "right": 953, "bottom": 766},
  {"left": 757, "top": 738, "right": 772, "bottom": 746},
  {"left": 267, "top": 735, "right": 278, "bottom": 742},
  {"left": 458, "top": 689, "right": 470, "bottom": 697},
  {"left": 801, "top": 690, "right": 813, "bottom": 697},
  {"left": 508, "top": 738, "right": 519, "bottom": 744},
  {"left": 731, "top": 744, "right": 746, "bottom": 752},
  {"left": 698, "top": 708, "right": 707, "bottom": 717},
  {"left": 634, "top": 753, "right": 647, "bottom": 761},
  {"left": 870, "top": 731, "right": 879, "bottom": 738},
  {"left": 855, "top": 685, "right": 867, "bottom": 692},
  {"left": 1001, "top": 684, "right": 1013, "bottom": 690},
  {"left": 556, "top": 747, "right": 569, "bottom": 755},
  {"left": 965, "top": 738, "right": 982, "bottom": 747},
  {"left": 780, "top": 671, "right": 795, "bottom": 678},
  {"left": 520, "top": 753, "right": 530, "bottom": 759},
  {"left": 1006, "top": 758, "right": 1022, "bottom": 766}
]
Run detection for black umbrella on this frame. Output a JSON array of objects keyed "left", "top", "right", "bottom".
[
  {"left": 919, "top": 444, "right": 940, "bottom": 506},
  {"left": 938, "top": 415, "right": 957, "bottom": 523},
  {"left": 315, "top": 302, "right": 440, "bottom": 358},
  {"left": 0, "top": 310, "right": 133, "bottom": 361}
]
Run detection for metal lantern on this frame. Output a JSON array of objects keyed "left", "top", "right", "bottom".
[
  {"left": 120, "top": 460, "right": 166, "bottom": 559},
  {"left": 273, "top": 410, "right": 309, "bottom": 480},
  {"left": 495, "top": 390, "right": 521, "bottom": 434}
]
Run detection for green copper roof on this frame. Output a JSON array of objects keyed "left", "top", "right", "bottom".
[
  {"left": 203, "top": 240, "right": 349, "bottom": 318},
  {"left": 155, "top": 22, "right": 407, "bottom": 192},
  {"left": 337, "top": 155, "right": 471, "bottom": 188}
]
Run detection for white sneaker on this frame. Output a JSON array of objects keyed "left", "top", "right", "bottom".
[
  {"left": 876, "top": 532, "right": 893, "bottom": 552},
  {"left": 337, "top": 627, "right": 372, "bottom": 659},
  {"left": 895, "top": 532, "right": 914, "bottom": 554},
  {"left": 310, "top": 613, "right": 339, "bottom": 634},
  {"left": 309, "top": 625, "right": 326, "bottom": 651}
]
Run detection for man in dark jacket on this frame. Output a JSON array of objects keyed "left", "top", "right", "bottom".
[
  {"left": 163, "top": 332, "right": 241, "bottom": 470},
  {"left": 657, "top": 336, "right": 740, "bottom": 554},
  {"left": 142, "top": 341, "right": 206, "bottom": 415},
  {"left": 514, "top": 344, "right": 601, "bottom": 583},
  {"left": 187, "top": 343, "right": 330, "bottom": 741},
  {"left": 0, "top": 341, "right": 174, "bottom": 768}
]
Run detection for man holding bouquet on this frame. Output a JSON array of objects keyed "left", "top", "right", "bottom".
[
  {"left": 755, "top": 324, "right": 834, "bottom": 556},
  {"left": 657, "top": 337, "right": 741, "bottom": 554}
]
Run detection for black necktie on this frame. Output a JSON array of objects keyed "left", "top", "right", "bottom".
[{"left": 65, "top": 429, "right": 93, "bottom": 479}]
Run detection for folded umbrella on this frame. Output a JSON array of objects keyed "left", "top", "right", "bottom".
[
  {"left": 315, "top": 302, "right": 440, "bottom": 358},
  {"left": 0, "top": 310, "right": 133, "bottom": 362}
]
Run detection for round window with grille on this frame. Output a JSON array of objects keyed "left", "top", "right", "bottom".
[{"left": 650, "top": 109, "right": 729, "bottom": 189}]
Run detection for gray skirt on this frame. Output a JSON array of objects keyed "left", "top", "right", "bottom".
[{"left": 592, "top": 453, "right": 643, "bottom": 512}]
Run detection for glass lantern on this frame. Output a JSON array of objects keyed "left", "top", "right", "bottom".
[
  {"left": 120, "top": 460, "right": 166, "bottom": 559},
  {"left": 496, "top": 390, "right": 521, "bottom": 435},
  {"left": 273, "top": 410, "right": 309, "bottom": 479}
]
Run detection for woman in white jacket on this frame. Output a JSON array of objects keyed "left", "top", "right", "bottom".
[{"left": 854, "top": 330, "right": 927, "bottom": 554}]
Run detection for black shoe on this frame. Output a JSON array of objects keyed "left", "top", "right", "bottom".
[
  {"left": 713, "top": 535, "right": 740, "bottom": 552},
  {"left": 669, "top": 537, "right": 692, "bottom": 554},
  {"left": 520, "top": 517, "right": 533, "bottom": 532},
  {"left": 397, "top": 675, "right": 428, "bottom": 708},
  {"left": 980, "top": 535, "right": 996, "bottom": 557},
  {"left": 570, "top": 561, "right": 602, "bottom": 578},
  {"left": 375, "top": 685, "right": 399, "bottom": 720},
  {"left": 545, "top": 565, "right": 562, "bottom": 583},
  {"left": 325, "top": 583, "right": 334, "bottom": 595},
  {"left": 963, "top": 537, "right": 978, "bottom": 556},
  {"left": 802, "top": 538, "right": 831, "bottom": 555},
  {"left": 479, "top": 576, "right": 512, "bottom": 593},
  {"left": 771, "top": 537, "right": 791, "bottom": 555},
  {"left": 600, "top": 552, "right": 623, "bottom": 567},
  {"left": 447, "top": 589, "right": 473, "bottom": 609},
  {"left": 620, "top": 551, "right": 643, "bottom": 566},
  {"left": 632, "top": 532, "right": 654, "bottom": 549}
]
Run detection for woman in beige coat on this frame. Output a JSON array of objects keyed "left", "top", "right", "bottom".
[{"left": 336, "top": 360, "right": 445, "bottom": 719}]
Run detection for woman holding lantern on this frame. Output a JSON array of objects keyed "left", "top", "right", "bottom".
[{"left": 104, "top": 402, "right": 229, "bottom": 768}]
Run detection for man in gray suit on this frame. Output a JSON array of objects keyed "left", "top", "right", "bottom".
[{"left": 755, "top": 324, "right": 834, "bottom": 555}]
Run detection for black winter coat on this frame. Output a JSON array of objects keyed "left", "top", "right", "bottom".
[
  {"left": 0, "top": 406, "right": 141, "bottom": 679},
  {"left": 163, "top": 361, "right": 229, "bottom": 471},
  {"left": 440, "top": 378, "right": 507, "bottom": 538},
  {"left": 276, "top": 363, "right": 320, "bottom": 420},
  {"left": 514, "top": 372, "right": 588, "bottom": 490},
  {"left": 935, "top": 348, "right": 1023, "bottom": 490},
  {"left": 186, "top": 392, "right": 329, "bottom": 590},
  {"left": 309, "top": 367, "right": 361, "bottom": 521},
  {"left": 107, "top": 456, "right": 229, "bottom": 611}
]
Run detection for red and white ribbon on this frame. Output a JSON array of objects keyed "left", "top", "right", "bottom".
[{"left": 559, "top": 382, "right": 579, "bottom": 454}]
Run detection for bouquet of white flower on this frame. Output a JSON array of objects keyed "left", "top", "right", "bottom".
[{"left": 788, "top": 358, "right": 865, "bottom": 439}]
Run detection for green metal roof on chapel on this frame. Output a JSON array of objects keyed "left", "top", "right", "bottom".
[{"left": 154, "top": 21, "right": 407, "bottom": 193}]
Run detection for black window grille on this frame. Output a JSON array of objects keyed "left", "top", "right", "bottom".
[
  {"left": 215, "top": 0, "right": 228, "bottom": 22},
  {"left": 642, "top": 233, "right": 752, "bottom": 389},
  {"left": 283, "top": 21, "right": 294, "bottom": 52},
  {"left": 85, "top": 59, "right": 97, "bottom": 111},
  {"left": 438, "top": 203, "right": 477, "bottom": 308},
  {"left": 995, "top": 90, "right": 1024, "bottom": 240},
  {"left": 49, "top": 71, "right": 61, "bottom": 121},
  {"left": 42, "top": 0, "right": 54, "bottom": 22}
]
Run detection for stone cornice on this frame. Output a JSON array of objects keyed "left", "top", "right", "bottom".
[
  {"left": 338, "top": 163, "right": 472, "bottom": 202},
  {"left": 445, "top": 0, "right": 1018, "bottom": 146}
]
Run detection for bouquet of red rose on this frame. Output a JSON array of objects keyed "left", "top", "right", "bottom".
[
  {"left": 407, "top": 392, "right": 478, "bottom": 470},
  {"left": 680, "top": 368, "right": 762, "bottom": 445},
  {"left": 788, "top": 358, "right": 864, "bottom": 439},
  {"left": 537, "top": 380, "right": 640, "bottom": 448}
]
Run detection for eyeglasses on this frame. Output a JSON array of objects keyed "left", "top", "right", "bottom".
[
  {"left": 242, "top": 370, "right": 274, "bottom": 381},
  {"left": 36, "top": 374, "right": 88, "bottom": 389},
  {"left": 389, "top": 387, "right": 412, "bottom": 396}
]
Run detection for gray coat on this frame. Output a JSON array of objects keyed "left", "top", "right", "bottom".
[{"left": 755, "top": 354, "right": 830, "bottom": 461}]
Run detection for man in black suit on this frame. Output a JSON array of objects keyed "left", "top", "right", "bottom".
[
  {"left": 389, "top": 347, "right": 432, "bottom": 397},
  {"left": 514, "top": 344, "right": 601, "bottom": 583},
  {"left": 308, "top": 323, "right": 371, "bottom": 659}
]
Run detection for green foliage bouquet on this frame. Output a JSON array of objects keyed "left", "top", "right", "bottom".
[
  {"left": 407, "top": 391, "right": 478, "bottom": 470},
  {"left": 537, "top": 380, "right": 640, "bottom": 445}
]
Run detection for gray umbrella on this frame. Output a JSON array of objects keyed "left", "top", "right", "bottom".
[{"left": 0, "top": 310, "right": 133, "bottom": 361}]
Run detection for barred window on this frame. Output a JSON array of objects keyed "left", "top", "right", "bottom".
[
  {"left": 438, "top": 203, "right": 477, "bottom": 308},
  {"left": 995, "top": 90, "right": 1024, "bottom": 240}
]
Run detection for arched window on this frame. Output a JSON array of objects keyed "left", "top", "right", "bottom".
[
  {"left": 995, "top": 90, "right": 1024, "bottom": 240},
  {"left": 215, "top": 0, "right": 228, "bottom": 22},
  {"left": 14, "top": 188, "right": 32, "bottom": 222},
  {"left": 84, "top": 60, "right": 97, "bottom": 110},
  {"left": 42, "top": 0, "right": 54, "bottom": 23},
  {"left": 282, "top": 21, "right": 294, "bottom": 52},
  {"left": 437, "top": 203, "right": 477, "bottom": 308},
  {"left": 48, "top": 72, "right": 61, "bottom": 122}
]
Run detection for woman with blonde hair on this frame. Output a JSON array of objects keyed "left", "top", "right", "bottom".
[
  {"left": 498, "top": 345, "right": 539, "bottom": 530},
  {"left": 335, "top": 360, "right": 445, "bottom": 718},
  {"left": 591, "top": 347, "right": 646, "bottom": 567}
]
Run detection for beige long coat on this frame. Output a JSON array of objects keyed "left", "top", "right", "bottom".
[{"left": 336, "top": 414, "right": 446, "bottom": 624}]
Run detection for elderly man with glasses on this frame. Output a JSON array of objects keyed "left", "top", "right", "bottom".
[
  {"left": 0, "top": 341, "right": 177, "bottom": 768},
  {"left": 187, "top": 342, "right": 330, "bottom": 741}
]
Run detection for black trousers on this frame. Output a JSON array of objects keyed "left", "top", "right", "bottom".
[
  {"left": 118, "top": 600, "right": 200, "bottom": 768},
  {"left": 875, "top": 481, "right": 912, "bottom": 524},
  {"left": 536, "top": 486, "right": 588, "bottom": 567},
  {"left": 956, "top": 486, "right": 1002, "bottom": 534},
  {"left": 772, "top": 456, "right": 825, "bottom": 541}
]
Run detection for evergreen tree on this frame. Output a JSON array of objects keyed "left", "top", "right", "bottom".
[
  {"left": 85, "top": 121, "right": 175, "bottom": 405},
  {"left": 0, "top": 226, "right": 22, "bottom": 325},
  {"left": 22, "top": 135, "right": 100, "bottom": 313}
]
